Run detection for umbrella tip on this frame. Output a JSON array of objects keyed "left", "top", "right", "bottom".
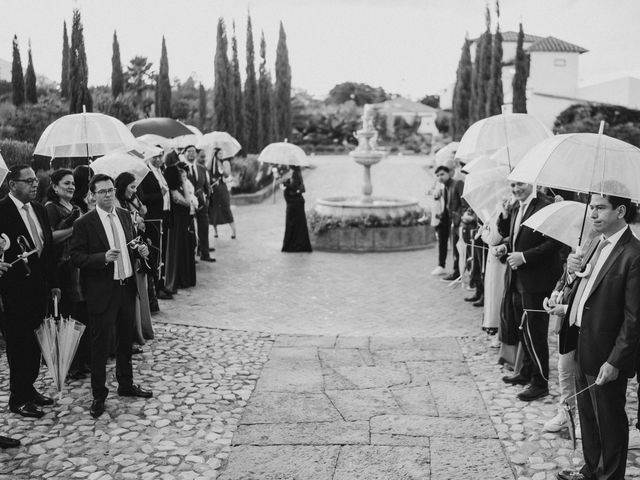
[
  {"left": 284, "top": 138, "right": 288, "bottom": 143},
  {"left": 82, "top": 105, "right": 87, "bottom": 113}
]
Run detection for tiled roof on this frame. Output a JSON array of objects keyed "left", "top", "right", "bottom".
[
  {"left": 470, "top": 31, "right": 544, "bottom": 43},
  {"left": 528, "top": 36, "right": 588, "bottom": 54}
]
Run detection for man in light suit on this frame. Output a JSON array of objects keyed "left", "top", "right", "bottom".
[
  {"left": 557, "top": 193, "right": 640, "bottom": 480},
  {"left": 69, "top": 174, "right": 153, "bottom": 419},
  {"left": 184, "top": 146, "right": 214, "bottom": 262}
]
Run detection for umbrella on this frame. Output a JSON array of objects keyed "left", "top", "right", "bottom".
[
  {"left": 35, "top": 299, "right": 86, "bottom": 398},
  {"left": 170, "top": 133, "right": 203, "bottom": 151},
  {"left": 91, "top": 152, "right": 151, "bottom": 185},
  {"left": 523, "top": 201, "right": 597, "bottom": 249},
  {"left": 455, "top": 113, "right": 552, "bottom": 167},
  {"left": 461, "top": 154, "right": 495, "bottom": 174},
  {"left": 186, "top": 125, "right": 203, "bottom": 136},
  {"left": 198, "top": 131, "right": 242, "bottom": 159},
  {"left": 136, "top": 133, "right": 171, "bottom": 149},
  {"left": 34, "top": 112, "right": 139, "bottom": 159},
  {"left": 132, "top": 141, "right": 164, "bottom": 161},
  {"left": 128, "top": 117, "right": 193, "bottom": 138},
  {"left": 462, "top": 165, "right": 511, "bottom": 223},
  {"left": 258, "top": 142, "right": 310, "bottom": 167},
  {"left": 0, "top": 151, "right": 8, "bottom": 186},
  {"left": 434, "top": 142, "right": 459, "bottom": 170}
]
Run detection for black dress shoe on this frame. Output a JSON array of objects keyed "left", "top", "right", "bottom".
[
  {"left": 442, "top": 272, "right": 460, "bottom": 282},
  {"left": 464, "top": 294, "right": 480, "bottom": 302},
  {"left": 90, "top": 398, "right": 105, "bottom": 419},
  {"left": 10, "top": 401, "right": 44, "bottom": 419},
  {"left": 517, "top": 384, "right": 549, "bottom": 402},
  {"left": 472, "top": 297, "right": 484, "bottom": 307},
  {"left": 0, "top": 435, "right": 20, "bottom": 448},
  {"left": 156, "top": 290, "right": 173, "bottom": 300},
  {"left": 117, "top": 384, "right": 153, "bottom": 398},
  {"left": 502, "top": 373, "right": 530, "bottom": 385},
  {"left": 32, "top": 392, "right": 54, "bottom": 407},
  {"left": 209, "top": 247, "right": 216, "bottom": 252},
  {"left": 200, "top": 257, "right": 216, "bottom": 262},
  {"left": 557, "top": 469, "right": 591, "bottom": 480},
  {"left": 131, "top": 346, "right": 143, "bottom": 355}
]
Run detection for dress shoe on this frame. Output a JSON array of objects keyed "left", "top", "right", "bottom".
[
  {"left": 502, "top": 373, "right": 530, "bottom": 385},
  {"left": 464, "top": 294, "right": 480, "bottom": 302},
  {"left": 32, "top": 392, "right": 54, "bottom": 407},
  {"left": 472, "top": 297, "right": 484, "bottom": 307},
  {"left": 200, "top": 257, "right": 216, "bottom": 262},
  {"left": 131, "top": 346, "right": 143, "bottom": 355},
  {"left": 209, "top": 247, "right": 216, "bottom": 252},
  {"left": 556, "top": 469, "right": 593, "bottom": 480},
  {"left": 10, "top": 401, "right": 44, "bottom": 419},
  {"left": 117, "top": 384, "right": 153, "bottom": 398},
  {"left": 517, "top": 384, "right": 549, "bottom": 402},
  {"left": 231, "top": 235, "right": 236, "bottom": 239},
  {"left": 442, "top": 272, "right": 460, "bottom": 282},
  {"left": 90, "top": 398, "right": 105, "bottom": 419},
  {"left": 157, "top": 290, "right": 173, "bottom": 300},
  {"left": 0, "top": 435, "right": 20, "bottom": 449}
]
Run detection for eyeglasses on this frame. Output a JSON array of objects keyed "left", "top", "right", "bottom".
[
  {"left": 14, "top": 178, "right": 39, "bottom": 185},
  {"left": 94, "top": 188, "right": 115, "bottom": 196}
]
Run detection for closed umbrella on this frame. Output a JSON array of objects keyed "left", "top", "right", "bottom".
[
  {"left": 198, "top": 131, "right": 242, "bottom": 159},
  {"left": 523, "top": 201, "right": 597, "bottom": 249},
  {"left": 258, "top": 142, "right": 309, "bottom": 167},
  {"left": 462, "top": 165, "right": 511, "bottom": 224},
  {"left": 128, "top": 117, "right": 193, "bottom": 138},
  {"left": 91, "top": 152, "right": 151, "bottom": 185}
]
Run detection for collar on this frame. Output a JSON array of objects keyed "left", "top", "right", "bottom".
[
  {"left": 8, "top": 193, "right": 27, "bottom": 210},
  {"left": 96, "top": 205, "right": 116, "bottom": 219},
  {"left": 601, "top": 224, "right": 628, "bottom": 248},
  {"left": 519, "top": 191, "right": 536, "bottom": 209}
]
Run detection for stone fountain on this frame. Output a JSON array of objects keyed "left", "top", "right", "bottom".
[{"left": 309, "top": 105, "right": 434, "bottom": 252}]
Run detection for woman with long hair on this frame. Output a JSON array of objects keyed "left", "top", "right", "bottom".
[
  {"left": 208, "top": 148, "right": 236, "bottom": 239},
  {"left": 281, "top": 166, "right": 312, "bottom": 252}
]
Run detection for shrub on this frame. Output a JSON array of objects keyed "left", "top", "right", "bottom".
[
  {"left": 307, "top": 208, "right": 427, "bottom": 235},
  {"left": 0, "top": 139, "right": 34, "bottom": 166}
]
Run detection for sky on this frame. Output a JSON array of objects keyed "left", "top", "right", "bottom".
[{"left": 2, "top": 0, "right": 640, "bottom": 100}]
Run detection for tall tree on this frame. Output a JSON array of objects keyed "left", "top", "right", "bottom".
[
  {"left": 475, "top": 5, "right": 492, "bottom": 121},
  {"left": 258, "top": 31, "right": 275, "bottom": 149},
  {"left": 213, "top": 18, "right": 234, "bottom": 132},
  {"left": 512, "top": 22, "right": 529, "bottom": 113},
  {"left": 198, "top": 83, "right": 207, "bottom": 130},
  {"left": 230, "top": 22, "right": 244, "bottom": 147},
  {"left": 274, "top": 21, "right": 292, "bottom": 140},
  {"left": 61, "top": 21, "right": 70, "bottom": 99},
  {"left": 24, "top": 41, "right": 37, "bottom": 104},
  {"left": 155, "top": 36, "right": 172, "bottom": 117},
  {"left": 486, "top": 25, "right": 503, "bottom": 116},
  {"left": 11, "top": 35, "right": 25, "bottom": 107},
  {"left": 451, "top": 37, "right": 472, "bottom": 140},
  {"left": 244, "top": 13, "right": 261, "bottom": 153},
  {"left": 469, "top": 37, "right": 482, "bottom": 124},
  {"left": 69, "top": 9, "right": 92, "bottom": 113},
  {"left": 111, "top": 31, "right": 124, "bottom": 98}
]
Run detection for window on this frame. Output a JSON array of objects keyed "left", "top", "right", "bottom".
[{"left": 554, "top": 58, "right": 567, "bottom": 67}]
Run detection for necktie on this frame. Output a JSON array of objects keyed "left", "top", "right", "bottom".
[
  {"left": 191, "top": 164, "right": 197, "bottom": 181},
  {"left": 568, "top": 239, "right": 609, "bottom": 326},
  {"left": 22, "top": 204, "right": 43, "bottom": 253},
  {"left": 512, "top": 202, "right": 525, "bottom": 248},
  {"left": 108, "top": 212, "right": 126, "bottom": 280}
]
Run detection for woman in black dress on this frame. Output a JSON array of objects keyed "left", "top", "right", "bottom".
[
  {"left": 208, "top": 148, "right": 237, "bottom": 239},
  {"left": 281, "top": 166, "right": 312, "bottom": 252}
]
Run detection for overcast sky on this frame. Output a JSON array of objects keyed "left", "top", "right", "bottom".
[{"left": 2, "top": 0, "right": 640, "bottom": 99}]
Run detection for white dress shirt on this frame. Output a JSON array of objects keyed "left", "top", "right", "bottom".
[
  {"left": 574, "top": 225, "right": 627, "bottom": 327},
  {"left": 149, "top": 165, "right": 170, "bottom": 211},
  {"left": 96, "top": 206, "right": 134, "bottom": 280},
  {"left": 9, "top": 193, "right": 44, "bottom": 248}
]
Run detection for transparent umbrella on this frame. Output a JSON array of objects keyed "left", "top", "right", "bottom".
[
  {"left": 523, "top": 201, "right": 597, "bottom": 249},
  {"left": 434, "top": 142, "right": 459, "bottom": 170},
  {"left": 198, "top": 131, "right": 242, "bottom": 159},
  {"left": 462, "top": 165, "right": 511, "bottom": 224},
  {"left": 0, "top": 151, "right": 7, "bottom": 186},
  {"left": 258, "top": 142, "right": 309, "bottom": 167},
  {"left": 91, "top": 152, "right": 151, "bottom": 185}
]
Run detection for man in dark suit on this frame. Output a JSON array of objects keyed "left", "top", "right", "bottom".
[
  {"left": 0, "top": 165, "right": 59, "bottom": 421},
  {"left": 184, "top": 146, "right": 214, "bottom": 262},
  {"left": 496, "top": 182, "right": 563, "bottom": 401},
  {"left": 433, "top": 165, "right": 465, "bottom": 281},
  {"left": 69, "top": 174, "right": 153, "bottom": 419},
  {"left": 557, "top": 193, "right": 640, "bottom": 480}
]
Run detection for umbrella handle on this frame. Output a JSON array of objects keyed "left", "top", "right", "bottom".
[
  {"left": 574, "top": 244, "right": 593, "bottom": 278},
  {"left": 53, "top": 295, "right": 58, "bottom": 319}
]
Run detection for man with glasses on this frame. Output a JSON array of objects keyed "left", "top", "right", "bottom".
[
  {"left": 0, "top": 164, "right": 59, "bottom": 426},
  {"left": 70, "top": 174, "right": 153, "bottom": 419}
]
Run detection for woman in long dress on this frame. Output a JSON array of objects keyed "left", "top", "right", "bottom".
[
  {"left": 208, "top": 149, "right": 237, "bottom": 239},
  {"left": 281, "top": 166, "right": 312, "bottom": 252}
]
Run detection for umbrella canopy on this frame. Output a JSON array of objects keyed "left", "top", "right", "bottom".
[
  {"left": 170, "top": 133, "right": 203, "bottom": 151},
  {"left": 198, "top": 131, "right": 242, "bottom": 159},
  {"left": 136, "top": 133, "right": 171, "bottom": 149},
  {"left": 434, "top": 142, "right": 459, "bottom": 170},
  {"left": 91, "top": 152, "right": 151, "bottom": 185},
  {"left": 186, "top": 125, "right": 203, "bottom": 136},
  {"left": 523, "top": 201, "right": 597, "bottom": 249},
  {"left": 34, "top": 112, "right": 139, "bottom": 159},
  {"left": 462, "top": 165, "right": 511, "bottom": 223},
  {"left": 456, "top": 113, "right": 552, "bottom": 166},
  {"left": 0, "top": 152, "right": 8, "bottom": 186},
  {"left": 128, "top": 117, "right": 193, "bottom": 138},
  {"left": 508, "top": 133, "right": 640, "bottom": 201},
  {"left": 258, "top": 142, "right": 310, "bottom": 167}
]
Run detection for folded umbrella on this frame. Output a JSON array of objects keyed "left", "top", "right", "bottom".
[{"left": 91, "top": 152, "right": 151, "bottom": 185}]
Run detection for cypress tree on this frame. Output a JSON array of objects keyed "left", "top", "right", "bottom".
[
  {"left": 69, "top": 9, "right": 92, "bottom": 113},
  {"left": 111, "top": 31, "right": 124, "bottom": 98},
  {"left": 155, "top": 36, "right": 172, "bottom": 117},
  {"left": 512, "top": 22, "right": 528, "bottom": 113},
  {"left": 486, "top": 25, "right": 503, "bottom": 116},
  {"left": 274, "top": 21, "right": 291, "bottom": 141},
  {"left": 475, "top": 6, "right": 492, "bottom": 120},
  {"left": 258, "top": 31, "right": 275, "bottom": 149},
  {"left": 25, "top": 41, "right": 37, "bottom": 104},
  {"left": 198, "top": 83, "right": 207, "bottom": 130},
  {"left": 244, "top": 13, "right": 261, "bottom": 153},
  {"left": 11, "top": 35, "right": 25, "bottom": 107},
  {"left": 230, "top": 22, "right": 244, "bottom": 146},
  {"left": 213, "top": 18, "right": 234, "bottom": 132},
  {"left": 61, "top": 21, "right": 70, "bottom": 99},
  {"left": 451, "top": 38, "right": 472, "bottom": 140},
  {"left": 469, "top": 37, "right": 481, "bottom": 124}
]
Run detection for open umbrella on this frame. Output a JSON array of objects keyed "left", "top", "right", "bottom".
[
  {"left": 136, "top": 133, "right": 171, "bottom": 149},
  {"left": 198, "top": 131, "right": 242, "bottom": 159},
  {"left": 0, "top": 151, "right": 8, "bottom": 186},
  {"left": 462, "top": 165, "right": 511, "bottom": 224},
  {"left": 258, "top": 142, "right": 309, "bottom": 167},
  {"left": 34, "top": 112, "right": 139, "bottom": 159},
  {"left": 128, "top": 117, "right": 193, "bottom": 138},
  {"left": 91, "top": 152, "right": 151, "bottom": 185},
  {"left": 434, "top": 142, "right": 459, "bottom": 170},
  {"left": 523, "top": 201, "right": 597, "bottom": 249}
]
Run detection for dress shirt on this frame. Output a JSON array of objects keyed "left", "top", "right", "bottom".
[
  {"left": 96, "top": 206, "right": 134, "bottom": 280},
  {"left": 149, "top": 165, "right": 170, "bottom": 211},
  {"left": 188, "top": 161, "right": 198, "bottom": 182},
  {"left": 9, "top": 193, "right": 44, "bottom": 249},
  {"left": 574, "top": 225, "right": 627, "bottom": 327},
  {"left": 512, "top": 191, "right": 536, "bottom": 246}
]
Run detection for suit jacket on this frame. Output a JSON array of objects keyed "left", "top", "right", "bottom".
[
  {"left": 69, "top": 207, "right": 138, "bottom": 315},
  {"left": 559, "top": 227, "right": 640, "bottom": 377},
  {"left": 444, "top": 178, "right": 465, "bottom": 227},
  {"left": 0, "top": 196, "right": 57, "bottom": 315},
  {"left": 138, "top": 169, "right": 166, "bottom": 220},
  {"left": 497, "top": 193, "right": 563, "bottom": 294},
  {"left": 186, "top": 163, "right": 209, "bottom": 211}
]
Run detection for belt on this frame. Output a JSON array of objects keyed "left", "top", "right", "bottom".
[{"left": 115, "top": 276, "right": 134, "bottom": 286}]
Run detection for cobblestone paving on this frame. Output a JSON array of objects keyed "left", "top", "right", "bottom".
[{"left": 0, "top": 325, "right": 274, "bottom": 479}]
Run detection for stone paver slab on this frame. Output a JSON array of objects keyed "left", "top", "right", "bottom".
[
  {"left": 370, "top": 415, "right": 496, "bottom": 439},
  {"left": 334, "top": 336, "right": 369, "bottom": 349},
  {"left": 369, "top": 337, "right": 417, "bottom": 351},
  {"left": 233, "top": 421, "right": 369, "bottom": 445},
  {"left": 371, "top": 433, "right": 431, "bottom": 447},
  {"left": 325, "top": 388, "right": 402, "bottom": 421},
  {"left": 333, "top": 445, "right": 431, "bottom": 480},
  {"left": 255, "top": 363, "right": 323, "bottom": 393},
  {"left": 430, "top": 438, "right": 514, "bottom": 479},
  {"left": 240, "top": 392, "right": 340, "bottom": 424},
  {"left": 405, "top": 360, "right": 471, "bottom": 385},
  {"left": 218, "top": 445, "right": 339, "bottom": 480},
  {"left": 429, "top": 380, "right": 488, "bottom": 417},
  {"left": 390, "top": 386, "right": 438, "bottom": 416},
  {"left": 267, "top": 346, "right": 320, "bottom": 362},
  {"left": 319, "top": 348, "right": 367, "bottom": 368},
  {"left": 373, "top": 341, "right": 464, "bottom": 363},
  {"left": 273, "top": 335, "right": 336, "bottom": 348},
  {"left": 323, "top": 365, "right": 410, "bottom": 390}
]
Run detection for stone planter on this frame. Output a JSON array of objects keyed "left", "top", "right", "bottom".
[{"left": 310, "top": 225, "right": 435, "bottom": 252}]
